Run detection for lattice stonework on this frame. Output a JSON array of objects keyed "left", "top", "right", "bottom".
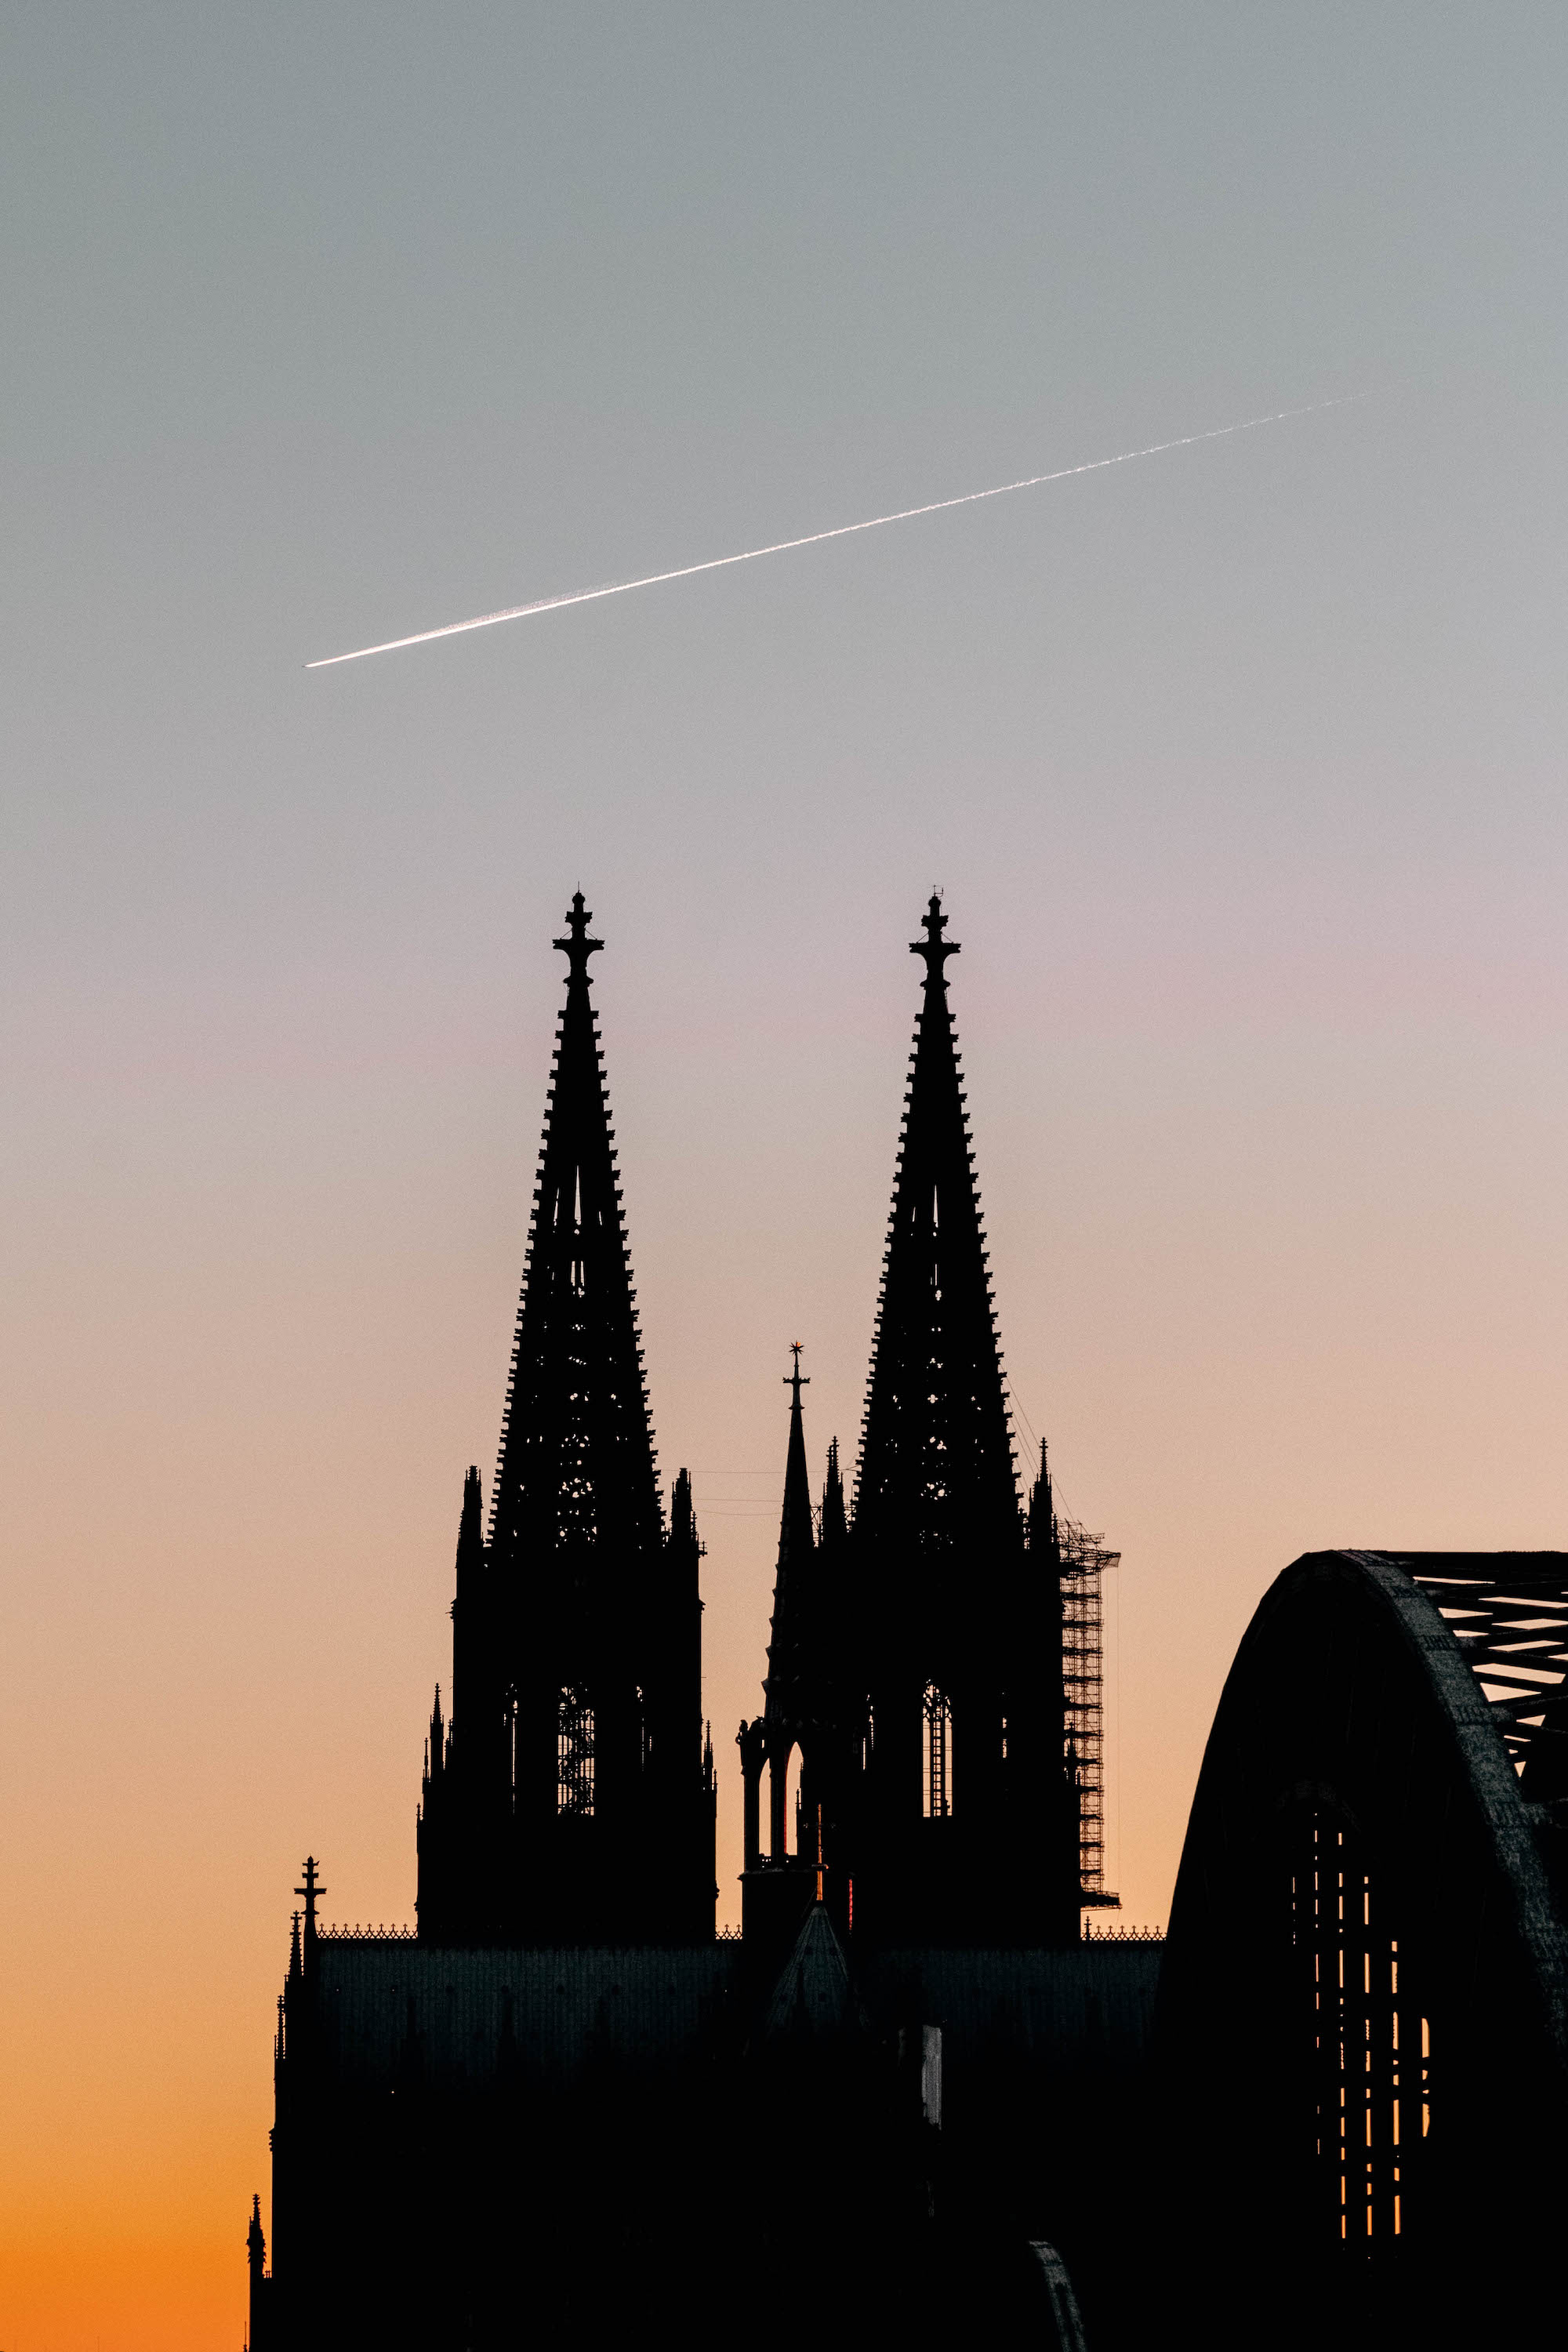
[
  {"left": 557, "top": 1686, "right": 596, "bottom": 1817},
  {"left": 1059, "top": 1516, "right": 1120, "bottom": 1901}
]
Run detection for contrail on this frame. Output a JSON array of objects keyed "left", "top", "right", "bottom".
[{"left": 306, "top": 395, "right": 1359, "bottom": 669}]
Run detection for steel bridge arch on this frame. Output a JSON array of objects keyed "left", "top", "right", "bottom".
[{"left": 1155, "top": 1549, "right": 1568, "bottom": 2347}]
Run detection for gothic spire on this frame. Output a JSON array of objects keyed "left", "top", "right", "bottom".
[
  {"left": 294, "top": 1857, "right": 325, "bottom": 1964},
  {"left": 488, "top": 893, "right": 662, "bottom": 1575},
  {"left": 820, "top": 1436, "right": 847, "bottom": 1552},
  {"left": 454, "top": 1465, "right": 483, "bottom": 1588},
  {"left": 426, "top": 1685, "right": 445, "bottom": 1791},
  {"left": 854, "top": 894, "right": 1018, "bottom": 1555},
  {"left": 1028, "top": 1436, "right": 1058, "bottom": 1563},
  {"left": 764, "top": 1345, "right": 816, "bottom": 1723}
]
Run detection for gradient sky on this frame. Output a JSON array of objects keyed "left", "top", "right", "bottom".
[{"left": 5, "top": 6, "right": 1567, "bottom": 2344}]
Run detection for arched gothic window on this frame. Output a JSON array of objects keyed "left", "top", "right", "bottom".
[
  {"left": 557, "top": 1685, "right": 595, "bottom": 1817},
  {"left": 923, "top": 1682, "right": 953, "bottom": 1818}
]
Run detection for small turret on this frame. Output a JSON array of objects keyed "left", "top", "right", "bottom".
[
  {"left": 294, "top": 1857, "right": 326, "bottom": 1968},
  {"left": 819, "top": 1436, "right": 847, "bottom": 1551},
  {"left": 764, "top": 1346, "right": 816, "bottom": 1727},
  {"left": 448, "top": 1465, "right": 483, "bottom": 1744},
  {"left": 247, "top": 2192, "right": 271, "bottom": 2350},
  {"left": 1028, "top": 1437, "right": 1058, "bottom": 1562},
  {"left": 671, "top": 1465, "right": 695, "bottom": 1549},
  {"left": 670, "top": 1466, "right": 702, "bottom": 1592},
  {"left": 425, "top": 1685, "right": 445, "bottom": 1794},
  {"left": 453, "top": 1465, "right": 483, "bottom": 1609}
]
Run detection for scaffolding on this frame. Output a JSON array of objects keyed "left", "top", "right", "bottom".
[{"left": 1058, "top": 1515, "right": 1120, "bottom": 1907}]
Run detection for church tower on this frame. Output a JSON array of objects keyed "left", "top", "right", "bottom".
[
  {"left": 417, "top": 895, "right": 716, "bottom": 1944},
  {"left": 843, "top": 895, "right": 1080, "bottom": 1947},
  {"left": 739, "top": 1351, "right": 855, "bottom": 1950}
]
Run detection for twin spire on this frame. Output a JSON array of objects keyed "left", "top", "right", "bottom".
[
  {"left": 769, "top": 888, "right": 1018, "bottom": 1602},
  {"left": 488, "top": 890, "right": 662, "bottom": 1574},
  {"left": 418, "top": 895, "right": 715, "bottom": 1947},
  {"left": 855, "top": 891, "right": 1018, "bottom": 1559},
  {"left": 740, "top": 890, "right": 1083, "bottom": 1952},
  {"left": 493, "top": 884, "right": 1011, "bottom": 1589},
  {"left": 419, "top": 886, "right": 1058, "bottom": 1954}
]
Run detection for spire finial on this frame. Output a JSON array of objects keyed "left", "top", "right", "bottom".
[
  {"left": 785, "top": 1341, "right": 809, "bottom": 1408},
  {"left": 294, "top": 1855, "right": 326, "bottom": 1946},
  {"left": 554, "top": 890, "right": 604, "bottom": 982},
  {"left": 910, "top": 890, "right": 960, "bottom": 976}
]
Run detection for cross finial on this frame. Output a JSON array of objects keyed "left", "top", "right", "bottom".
[
  {"left": 294, "top": 1855, "right": 326, "bottom": 1940},
  {"left": 910, "top": 889, "right": 960, "bottom": 975},
  {"left": 554, "top": 889, "right": 604, "bottom": 982},
  {"left": 785, "top": 1341, "right": 810, "bottom": 1406}
]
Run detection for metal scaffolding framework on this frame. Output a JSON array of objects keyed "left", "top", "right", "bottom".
[{"left": 1059, "top": 1515, "right": 1120, "bottom": 1906}]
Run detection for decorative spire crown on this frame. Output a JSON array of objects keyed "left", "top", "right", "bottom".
[
  {"left": 911, "top": 891, "right": 960, "bottom": 978},
  {"left": 554, "top": 890, "right": 603, "bottom": 982},
  {"left": 294, "top": 1855, "right": 325, "bottom": 1949}
]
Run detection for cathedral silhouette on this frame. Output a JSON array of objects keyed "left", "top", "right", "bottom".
[{"left": 245, "top": 893, "right": 1155, "bottom": 2349}]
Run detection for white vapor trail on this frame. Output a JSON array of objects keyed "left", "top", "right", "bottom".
[{"left": 306, "top": 396, "right": 1358, "bottom": 668}]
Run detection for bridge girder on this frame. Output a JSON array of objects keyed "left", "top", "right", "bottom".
[{"left": 1155, "top": 1548, "right": 1568, "bottom": 2347}]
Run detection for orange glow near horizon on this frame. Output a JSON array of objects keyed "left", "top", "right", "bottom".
[{"left": 9, "top": 908, "right": 1564, "bottom": 2345}]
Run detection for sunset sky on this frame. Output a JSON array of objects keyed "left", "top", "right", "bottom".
[{"left": 5, "top": 5, "right": 1568, "bottom": 2344}]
